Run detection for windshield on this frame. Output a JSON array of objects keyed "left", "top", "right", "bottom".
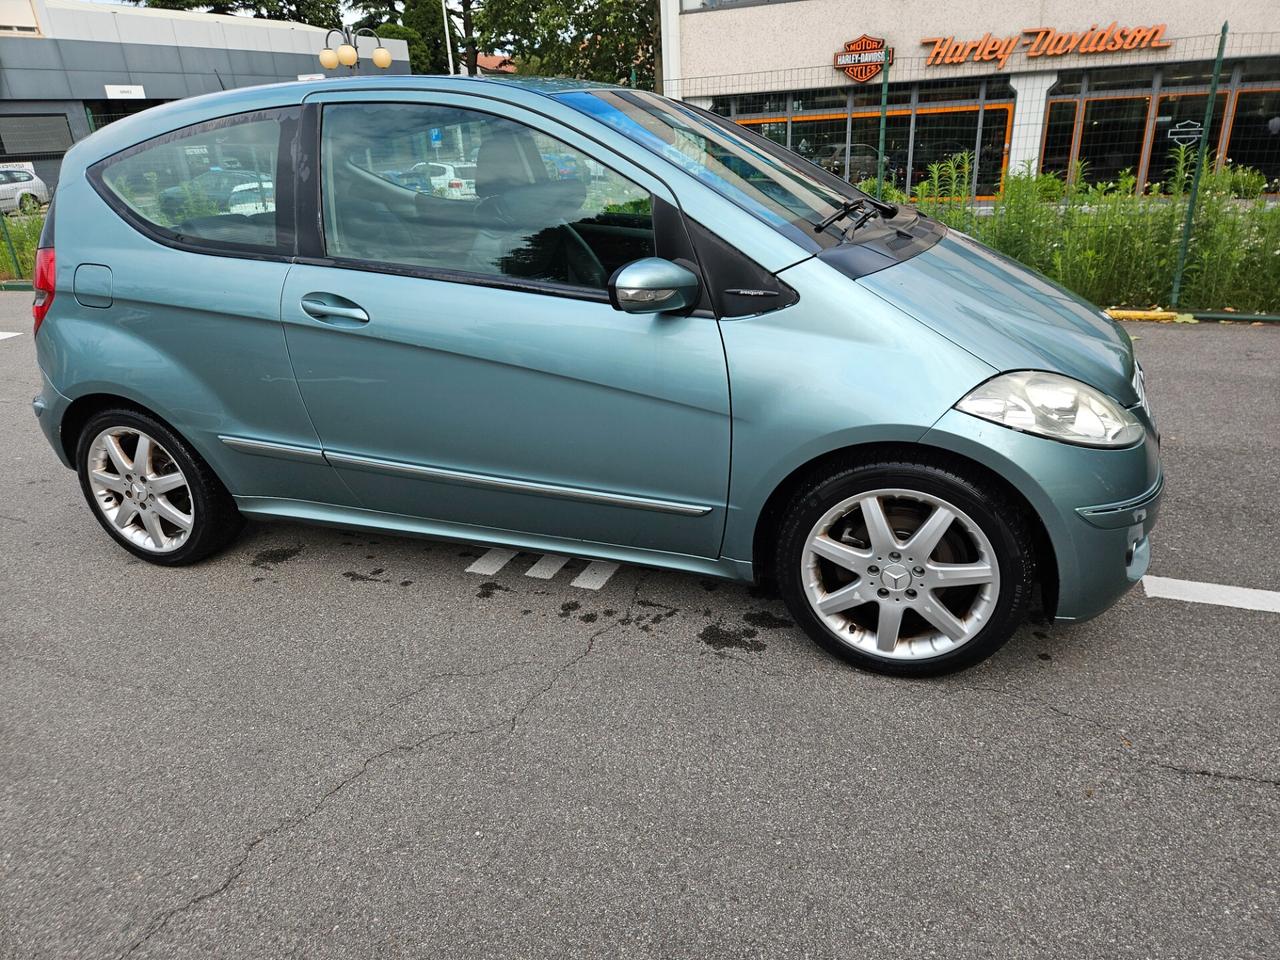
[{"left": 558, "top": 89, "right": 866, "bottom": 250}]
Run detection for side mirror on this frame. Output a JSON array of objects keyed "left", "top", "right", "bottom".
[{"left": 608, "top": 257, "right": 700, "bottom": 315}]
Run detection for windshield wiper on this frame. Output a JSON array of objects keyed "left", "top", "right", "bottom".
[
  {"left": 813, "top": 195, "right": 899, "bottom": 235},
  {"left": 813, "top": 198, "right": 866, "bottom": 234}
]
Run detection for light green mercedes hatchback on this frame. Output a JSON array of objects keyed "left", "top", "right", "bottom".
[{"left": 31, "top": 76, "right": 1161, "bottom": 675}]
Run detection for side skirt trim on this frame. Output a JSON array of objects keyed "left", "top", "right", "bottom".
[{"left": 324, "top": 449, "right": 714, "bottom": 518}]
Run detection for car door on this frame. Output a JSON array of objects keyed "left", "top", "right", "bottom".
[
  {"left": 279, "top": 94, "right": 731, "bottom": 559},
  {"left": 0, "top": 172, "right": 14, "bottom": 211}
]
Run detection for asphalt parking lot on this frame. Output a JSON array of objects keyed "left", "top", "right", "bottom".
[{"left": 1, "top": 293, "right": 1277, "bottom": 959}]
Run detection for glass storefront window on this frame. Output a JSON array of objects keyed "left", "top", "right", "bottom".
[
  {"left": 1084, "top": 66, "right": 1157, "bottom": 92},
  {"left": 735, "top": 92, "right": 789, "bottom": 117},
  {"left": 1049, "top": 71, "right": 1084, "bottom": 96},
  {"left": 1241, "top": 58, "right": 1280, "bottom": 83},
  {"left": 791, "top": 89, "right": 848, "bottom": 112},
  {"left": 976, "top": 106, "right": 1010, "bottom": 194},
  {"left": 738, "top": 119, "right": 787, "bottom": 146},
  {"left": 845, "top": 113, "right": 910, "bottom": 187},
  {"left": 790, "top": 115, "right": 852, "bottom": 172},
  {"left": 1226, "top": 90, "right": 1280, "bottom": 191},
  {"left": 909, "top": 109, "right": 979, "bottom": 186},
  {"left": 1077, "top": 97, "right": 1150, "bottom": 184},
  {"left": 917, "top": 80, "right": 982, "bottom": 104},
  {"left": 1041, "top": 101, "right": 1077, "bottom": 176},
  {"left": 1147, "top": 92, "right": 1228, "bottom": 190},
  {"left": 850, "top": 85, "right": 912, "bottom": 109}
]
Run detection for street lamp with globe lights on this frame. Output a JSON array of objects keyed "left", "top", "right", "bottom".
[{"left": 318, "top": 27, "right": 393, "bottom": 73}]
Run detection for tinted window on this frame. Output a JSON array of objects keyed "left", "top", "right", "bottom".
[
  {"left": 321, "top": 102, "right": 654, "bottom": 290},
  {"left": 12, "top": 171, "right": 32, "bottom": 182},
  {"left": 97, "top": 111, "right": 285, "bottom": 251},
  {"left": 0, "top": 172, "right": 11, "bottom": 184}
]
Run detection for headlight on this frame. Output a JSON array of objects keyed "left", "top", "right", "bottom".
[{"left": 956, "top": 371, "right": 1144, "bottom": 448}]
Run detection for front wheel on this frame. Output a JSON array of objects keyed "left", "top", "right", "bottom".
[
  {"left": 75, "top": 408, "right": 243, "bottom": 565},
  {"left": 17, "top": 193, "right": 40, "bottom": 215},
  {"left": 775, "top": 456, "right": 1036, "bottom": 677}
]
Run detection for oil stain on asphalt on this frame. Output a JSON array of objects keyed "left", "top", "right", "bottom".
[{"left": 699, "top": 623, "right": 766, "bottom": 653}]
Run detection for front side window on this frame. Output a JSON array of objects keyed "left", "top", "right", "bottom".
[
  {"left": 95, "top": 110, "right": 288, "bottom": 252},
  {"left": 320, "top": 102, "right": 655, "bottom": 291}
]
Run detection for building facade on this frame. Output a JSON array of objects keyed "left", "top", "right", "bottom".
[
  {"left": 0, "top": 0, "right": 409, "bottom": 188},
  {"left": 660, "top": 0, "right": 1280, "bottom": 195}
]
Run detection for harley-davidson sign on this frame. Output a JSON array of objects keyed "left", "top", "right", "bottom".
[{"left": 834, "top": 35, "right": 894, "bottom": 83}]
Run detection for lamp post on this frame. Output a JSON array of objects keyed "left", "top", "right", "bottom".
[{"left": 318, "top": 27, "right": 393, "bottom": 72}]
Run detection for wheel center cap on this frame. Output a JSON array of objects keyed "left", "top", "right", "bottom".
[{"left": 880, "top": 563, "right": 910, "bottom": 591}]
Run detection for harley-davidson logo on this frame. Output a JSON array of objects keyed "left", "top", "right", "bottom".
[{"left": 834, "top": 35, "right": 894, "bottom": 83}]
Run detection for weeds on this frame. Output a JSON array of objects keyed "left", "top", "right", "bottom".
[
  {"left": 902, "top": 150, "right": 1280, "bottom": 313},
  {"left": 0, "top": 214, "right": 43, "bottom": 281}
]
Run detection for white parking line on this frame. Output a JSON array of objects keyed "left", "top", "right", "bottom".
[
  {"left": 465, "top": 548, "right": 518, "bottom": 576},
  {"left": 525, "top": 554, "right": 570, "bottom": 579},
  {"left": 0, "top": 332, "right": 21, "bottom": 342},
  {"left": 571, "top": 561, "right": 621, "bottom": 591},
  {"left": 1143, "top": 575, "right": 1280, "bottom": 614}
]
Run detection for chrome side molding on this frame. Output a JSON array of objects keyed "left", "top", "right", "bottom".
[{"left": 218, "top": 435, "right": 327, "bottom": 464}]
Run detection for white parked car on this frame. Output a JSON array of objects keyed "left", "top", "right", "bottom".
[
  {"left": 226, "top": 180, "right": 276, "bottom": 216},
  {"left": 0, "top": 168, "right": 50, "bottom": 215},
  {"left": 405, "top": 161, "right": 477, "bottom": 199}
]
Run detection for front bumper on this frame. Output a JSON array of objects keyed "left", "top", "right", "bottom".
[{"left": 924, "top": 408, "right": 1162, "bottom": 623}]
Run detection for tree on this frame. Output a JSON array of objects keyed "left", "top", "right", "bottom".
[
  {"left": 372, "top": 23, "right": 431, "bottom": 75},
  {"left": 480, "top": 0, "right": 658, "bottom": 89},
  {"left": 235, "top": 0, "right": 341, "bottom": 28},
  {"left": 403, "top": 0, "right": 459, "bottom": 74}
]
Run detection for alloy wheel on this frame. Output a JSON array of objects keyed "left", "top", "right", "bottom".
[
  {"left": 800, "top": 488, "right": 1000, "bottom": 660},
  {"left": 86, "top": 427, "right": 195, "bottom": 554}
]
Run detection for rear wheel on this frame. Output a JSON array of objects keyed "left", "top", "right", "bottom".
[
  {"left": 775, "top": 457, "right": 1035, "bottom": 676},
  {"left": 17, "top": 193, "right": 39, "bottom": 215},
  {"left": 75, "top": 408, "right": 243, "bottom": 565}
]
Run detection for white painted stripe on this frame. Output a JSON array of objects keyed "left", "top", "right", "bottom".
[
  {"left": 0, "top": 332, "right": 21, "bottom": 342},
  {"left": 525, "top": 554, "right": 570, "bottom": 580},
  {"left": 1143, "top": 575, "right": 1280, "bottom": 614},
  {"left": 571, "top": 561, "right": 620, "bottom": 591},
  {"left": 465, "top": 548, "right": 518, "bottom": 576}
]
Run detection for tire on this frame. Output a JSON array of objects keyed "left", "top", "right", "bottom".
[
  {"left": 774, "top": 455, "right": 1035, "bottom": 677},
  {"left": 75, "top": 407, "right": 244, "bottom": 565},
  {"left": 17, "top": 194, "right": 39, "bottom": 215}
]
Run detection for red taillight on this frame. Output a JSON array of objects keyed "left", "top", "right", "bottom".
[
  {"left": 449, "top": 179, "right": 464, "bottom": 189},
  {"left": 32, "top": 247, "right": 55, "bottom": 335}
]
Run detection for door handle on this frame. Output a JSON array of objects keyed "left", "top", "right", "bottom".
[{"left": 300, "top": 295, "right": 369, "bottom": 327}]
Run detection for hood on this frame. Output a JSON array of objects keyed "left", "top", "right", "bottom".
[{"left": 856, "top": 228, "right": 1137, "bottom": 405}]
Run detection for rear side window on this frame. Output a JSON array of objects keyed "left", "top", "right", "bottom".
[
  {"left": 319, "top": 102, "right": 654, "bottom": 291},
  {"left": 91, "top": 108, "right": 297, "bottom": 256}
]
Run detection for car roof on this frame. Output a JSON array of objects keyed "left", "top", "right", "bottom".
[{"left": 61, "top": 74, "right": 624, "bottom": 174}]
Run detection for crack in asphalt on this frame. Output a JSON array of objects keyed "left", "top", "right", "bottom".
[
  {"left": 967, "top": 683, "right": 1277, "bottom": 791},
  {"left": 1153, "top": 763, "right": 1280, "bottom": 788},
  {"left": 116, "top": 574, "right": 651, "bottom": 958}
]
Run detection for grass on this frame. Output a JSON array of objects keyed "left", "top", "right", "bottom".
[{"left": 0, "top": 213, "right": 44, "bottom": 282}]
